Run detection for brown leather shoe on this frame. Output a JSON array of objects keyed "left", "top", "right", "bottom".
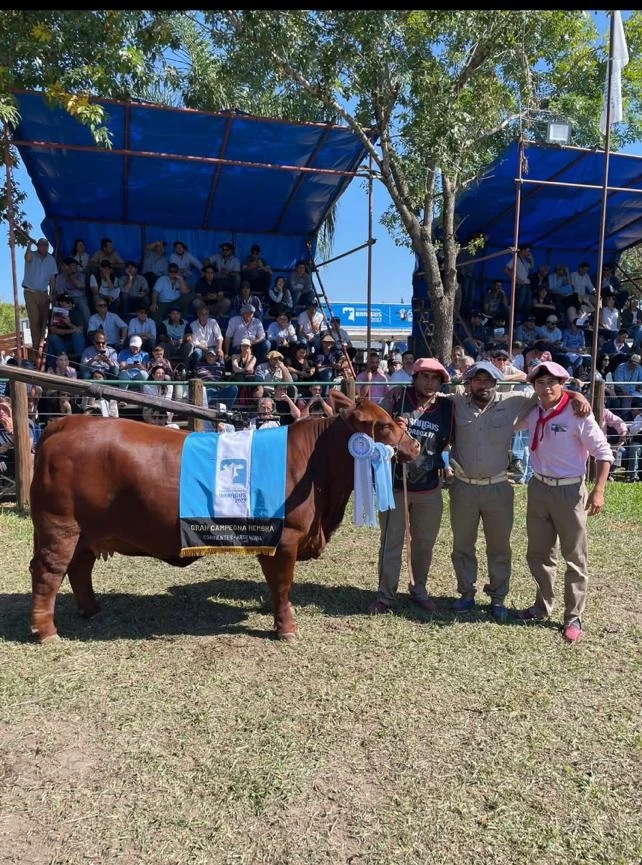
[
  {"left": 368, "top": 600, "right": 391, "bottom": 615},
  {"left": 410, "top": 596, "right": 437, "bottom": 613}
]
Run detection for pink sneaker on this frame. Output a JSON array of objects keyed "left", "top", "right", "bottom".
[{"left": 562, "top": 619, "right": 583, "bottom": 643}]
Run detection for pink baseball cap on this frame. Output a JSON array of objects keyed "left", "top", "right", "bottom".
[
  {"left": 527, "top": 360, "right": 569, "bottom": 382},
  {"left": 411, "top": 357, "right": 449, "bottom": 383}
]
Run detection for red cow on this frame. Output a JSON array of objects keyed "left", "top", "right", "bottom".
[{"left": 29, "top": 390, "right": 420, "bottom": 643}]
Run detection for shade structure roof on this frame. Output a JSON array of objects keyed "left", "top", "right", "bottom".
[
  {"left": 452, "top": 140, "right": 642, "bottom": 278},
  {"left": 10, "top": 90, "right": 373, "bottom": 270}
]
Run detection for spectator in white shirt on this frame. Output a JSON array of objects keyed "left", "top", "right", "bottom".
[
  {"left": 599, "top": 296, "right": 620, "bottom": 339},
  {"left": 187, "top": 306, "right": 224, "bottom": 367},
  {"left": 568, "top": 261, "right": 596, "bottom": 321}
]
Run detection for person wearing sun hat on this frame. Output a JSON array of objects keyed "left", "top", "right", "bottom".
[
  {"left": 369, "top": 357, "right": 454, "bottom": 617},
  {"left": 513, "top": 360, "right": 614, "bottom": 644}
]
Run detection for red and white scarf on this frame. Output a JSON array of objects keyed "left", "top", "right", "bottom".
[{"left": 530, "top": 392, "right": 570, "bottom": 452}]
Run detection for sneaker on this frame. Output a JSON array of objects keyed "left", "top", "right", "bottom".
[
  {"left": 489, "top": 603, "right": 508, "bottom": 622},
  {"left": 510, "top": 459, "right": 524, "bottom": 475},
  {"left": 453, "top": 597, "right": 475, "bottom": 613},
  {"left": 368, "top": 600, "right": 391, "bottom": 616},
  {"left": 562, "top": 618, "right": 583, "bottom": 643},
  {"left": 410, "top": 595, "right": 437, "bottom": 613}
]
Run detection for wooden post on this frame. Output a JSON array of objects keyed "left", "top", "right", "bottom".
[
  {"left": 10, "top": 381, "right": 32, "bottom": 510},
  {"left": 188, "top": 379, "right": 204, "bottom": 431},
  {"left": 344, "top": 378, "right": 356, "bottom": 400}
]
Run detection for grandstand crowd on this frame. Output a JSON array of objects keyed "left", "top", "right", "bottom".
[{"left": 1, "top": 237, "right": 641, "bottom": 485}]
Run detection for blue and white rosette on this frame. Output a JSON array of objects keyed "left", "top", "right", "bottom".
[{"left": 348, "top": 433, "right": 395, "bottom": 527}]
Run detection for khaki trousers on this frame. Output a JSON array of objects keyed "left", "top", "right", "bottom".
[
  {"left": 526, "top": 477, "right": 589, "bottom": 624},
  {"left": 24, "top": 288, "right": 51, "bottom": 350},
  {"left": 376, "top": 488, "right": 443, "bottom": 606},
  {"left": 449, "top": 479, "right": 514, "bottom": 602}
]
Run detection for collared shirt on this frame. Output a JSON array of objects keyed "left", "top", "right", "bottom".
[
  {"left": 141, "top": 249, "right": 169, "bottom": 276},
  {"left": 355, "top": 370, "right": 389, "bottom": 402},
  {"left": 560, "top": 329, "right": 586, "bottom": 351},
  {"left": 153, "top": 274, "right": 183, "bottom": 303},
  {"left": 23, "top": 251, "right": 57, "bottom": 292},
  {"left": 613, "top": 361, "right": 642, "bottom": 394},
  {"left": 297, "top": 310, "right": 324, "bottom": 338},
  {"left": 80, "top": 344, "right": 119, "bottom": 373},
  {"left": 448, "top": 390, "right": 534, "bottom": 478},
  {"left": 526, "top": 401, "right": 613, "bottom": 477},
  {"left": 170, "top": 250, "right": 202, "bottom": 278},
  {"left": 189, "top": 317, "right": 223, "bottom": 349},
  {"left": 87, "top": 311, "right": 127, "bottom": 345},
  {"left": 225, "top": 316, "right": 265, "bottom": 346},
  {"left": 209, "top": 252, "right": 240, "bottom": 274},
  {"left": 505, "top": 254, "right": 531, "bottom": 285},
  {"left": 128, "top": 318, "right": 157, "bottom": 342},
  {"left": 570, "top": 270, "right": 595, "bottom": 295}
]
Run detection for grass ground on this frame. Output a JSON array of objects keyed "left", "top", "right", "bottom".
[{"left": 1, "top": 484, "right": 641, "bottom": 865}]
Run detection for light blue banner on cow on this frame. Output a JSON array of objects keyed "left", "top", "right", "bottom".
[{"left": 179, "top": 427, "right": 287, "bottom": 557}]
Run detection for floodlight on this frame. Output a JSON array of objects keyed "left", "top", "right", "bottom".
[{"left": 546, "top": 121, "right": 571, "bottom": 145}]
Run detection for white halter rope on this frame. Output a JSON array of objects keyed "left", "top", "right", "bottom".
[{"left": 348, "top": 433, "right": 395, "bottom": 527}]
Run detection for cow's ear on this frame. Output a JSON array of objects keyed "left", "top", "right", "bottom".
[{"left": 328, "top": 390, "right": 354, "bottom": 413}]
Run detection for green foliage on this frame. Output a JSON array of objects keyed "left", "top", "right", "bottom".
[{"left": 0, "top": 301, "right": 24, "bottom": 334}]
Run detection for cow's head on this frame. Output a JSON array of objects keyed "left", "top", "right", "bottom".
[{"left": 328, "top": 391, "right": 420, "bottom": 463}]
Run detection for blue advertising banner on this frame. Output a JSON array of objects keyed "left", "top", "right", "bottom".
[{"left": 334, "top": 303, "right": 413, "bottom": 331}]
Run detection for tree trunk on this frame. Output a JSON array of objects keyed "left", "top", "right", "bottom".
[{"left": 427, "top": 290, "right": 455, "bottom": 363}]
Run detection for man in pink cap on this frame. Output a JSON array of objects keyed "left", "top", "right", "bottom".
[
  {"left": 370, "top": 357, "right": 454, "bottom": 616},
  {"left": 515, "top": 360, "right": 613, "bottom": 643}
]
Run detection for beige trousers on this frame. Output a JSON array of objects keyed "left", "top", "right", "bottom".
[
  {"left": 449, "top": 479, "right": 514, "bottom": 603},
  {"left": 24, "top": 288, "right": 51, "bottom": 350},
  {"left": 376, "top": 488, "right": 443, "bottom": 606},
  {"left": 526, "top": 477, "right": 589, "bottom": 624}
]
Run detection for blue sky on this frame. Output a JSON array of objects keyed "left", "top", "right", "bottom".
[{"left": 0, "top": 10, "right": 632, "bottom": 308}]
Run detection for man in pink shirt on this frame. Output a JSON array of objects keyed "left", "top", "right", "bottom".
[
  {"left": 514, "top": 361, "right": 613, "bottom": 643},
  {"left": 356, "top": 351, "right": 389, "bottom": 403}
]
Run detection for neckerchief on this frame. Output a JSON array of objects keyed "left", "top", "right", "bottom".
[{"left": 530, "top": 392, "right": 570, "bottom": 452}]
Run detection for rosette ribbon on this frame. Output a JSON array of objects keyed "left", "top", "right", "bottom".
[{"left": 348, "top": 433, "right": 396, "bottom": 527}]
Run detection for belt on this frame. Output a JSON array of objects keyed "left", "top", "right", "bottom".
[
  {"left": 532, "top": 471, "right": 583, "bottom": 487},
  {"left": 454, "top": 471, "right": 508, "bottom": 486}
]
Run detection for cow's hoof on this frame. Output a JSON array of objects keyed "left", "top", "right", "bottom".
[
  {"left": 79, "top": 605, "right": 101, "bottom": 619},
  {"left": 39, "top": 633, "right": 62, "bottom": 645},
  {"left": 277, "top": 630, "right": 297, "bottom": 643}
]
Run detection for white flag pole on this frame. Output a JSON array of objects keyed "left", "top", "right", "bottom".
[{"left": 590, "top": 12, "right": 629, "bottom": 405}]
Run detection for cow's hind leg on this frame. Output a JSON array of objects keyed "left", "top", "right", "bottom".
[
  {"left": 30, "top": 526, "right": 80, "bottom": 644},
  {"left": 258, "top": 549, "right": 297, "bottom": 641},
  {"left": 67, "top": 546, "right": 100, "bottom": 619}
]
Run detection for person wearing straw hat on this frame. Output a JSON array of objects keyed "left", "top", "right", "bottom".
[
  {"left": 369, "top": 358, "right": 454, "bottom": 616},
  {"left": 514, "top": 360, "right": 613, "bottom": 644}
]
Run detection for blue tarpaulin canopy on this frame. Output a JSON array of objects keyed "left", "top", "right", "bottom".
[
  {"left": 453, "top": 140, "right": 642, "bottom": 279},
  {"left": 10, "top": 90, "right": 373, "bottom": 271}
]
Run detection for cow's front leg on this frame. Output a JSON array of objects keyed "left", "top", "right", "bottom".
[{"left": 258, "top": 548, "right": 297, "bottom": 641}]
